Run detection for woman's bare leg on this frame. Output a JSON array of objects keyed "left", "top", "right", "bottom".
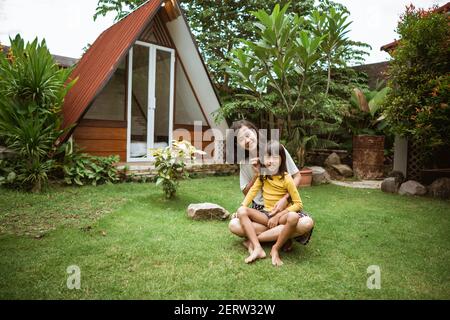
[
  {"left": 236, "top": 206, "right": 269, "bottom": 263},
  {"left": 228, "top": 218, "right": 268, "bottom": 237},
  {"left": 228, "top": 218, "right": 268, "bottom": 253}
]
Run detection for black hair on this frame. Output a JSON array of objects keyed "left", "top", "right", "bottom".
[
  {"left": 227, "top": 120, "right": 260, "bottom": 163},
  {"left": 259, "top": 140, "right": 287, "bottom": 182}
]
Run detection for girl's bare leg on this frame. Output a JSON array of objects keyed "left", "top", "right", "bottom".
[
  {"left": 236, "top": 206, "right": 269, "bottom": 263},
  {"left": 257, "top": 216, "right": 314, "bottom": 242},
  {"left": 271, "top": 212, "right": 300, "bottom": 267}
]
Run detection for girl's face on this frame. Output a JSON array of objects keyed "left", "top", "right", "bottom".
[
  {"left": 237, "top": 126, "right": 257, "bottom": 151},
  {"left": 263, "top": 153, "right": 282, "bottom": 175}
]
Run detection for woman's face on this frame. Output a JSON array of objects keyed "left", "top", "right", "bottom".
[
  {"left": 263, "top": 153, "right": 282, "bottom": 175},
  {"left": 237, "top": 126, "right": 257, "bottom": 151}
]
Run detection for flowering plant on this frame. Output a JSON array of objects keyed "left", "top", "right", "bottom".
[{"left": 152, "top": 140, "right": 205, "bottom": 199}]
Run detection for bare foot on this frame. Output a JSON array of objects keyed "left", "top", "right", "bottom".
[
  {"left": 242, "top": 239, "right": 253, "bottom": 254},
  {"left": 282, "top": 239, "right": 293, "bottom": 252},
  {"left": 245, "top": 246, "right": 266, "bottom": 263},
  {"left": 270, "top": 248, "right": 284, "bottom": 267}
]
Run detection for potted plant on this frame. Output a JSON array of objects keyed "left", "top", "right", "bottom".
[
  {"left": 285, "top": 121, "right": 339, "bottom": 187},
  {"left": 348, "top": 83, "right": 390, "bottom": 179}
]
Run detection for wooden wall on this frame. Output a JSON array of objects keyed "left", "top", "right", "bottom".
[
  {"left": 72, "top": 122, "right": 213, "bottom": 162},
  {"left": 72, "top": 120, "right": 127, "bottom": 161}
]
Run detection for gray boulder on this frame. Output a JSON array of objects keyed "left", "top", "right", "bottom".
[
  {"left": 324, "top": 152, "right": 341, "bottom": 167},
  {"left": 331, "top": 164, "right": 353, "bottom": 178},
  {"left": 187, "top": 203, "right": 230, "bottom": 220},
  {"left": 427, "top": 178, "right": 450, "bottom": 199},
  {"left": 381, "top": 177, "right": 400, "bottom": 193},
  {"left": 398, "top": 180, "right": 427, "bottom": 196},
  {"left": 310, "top": 166, "right": 330, "bottom": 185}
]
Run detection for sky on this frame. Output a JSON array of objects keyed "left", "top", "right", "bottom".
[{"left": 0, "top": 0, "right": 448, "bottom": 64}]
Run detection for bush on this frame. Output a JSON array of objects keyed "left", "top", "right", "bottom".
[
  {"left": 383, "top": 5, "right": 450, "bottom": 160},
  {"left": 61, "top": 141, "right": 120, "bottom": 186},
  {"left": 0, "top": 35, "right": 76, "bottom": 192},
  {"left": 152, "top": 140, "right": 205, "bottom": 199}
]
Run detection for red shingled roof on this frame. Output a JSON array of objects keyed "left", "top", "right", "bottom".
[{"left": 62, "top": 0, "right": 162, "bottom": 132}]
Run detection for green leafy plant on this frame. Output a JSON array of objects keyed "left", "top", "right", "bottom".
[
  {"left": 285, "top": 119, "right": 339, "bottom": 168},
  {"left": 0, "top": 35, "right": 76, "bottom": 192},
  {"left": 347, "top": 82, "right": 390, "bottom": 136},
  {"left": 152, "top": 140, "right": 205, "bottom": 199},
  {"left": 382, "top": 4, "right": 450, "bottom": 162},
  {"left": 61, "top": 141, "right": 120, "bottom": 186},
  {"left": 227, "top": 3, "right": 326, "bottom": 136}
]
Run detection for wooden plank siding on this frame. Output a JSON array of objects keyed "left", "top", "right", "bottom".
[
  {"left": 72, "top": 123, "right": 214, "bottom": 162},
  {"left": 73, "top": 123, "right": 127, "bottom": 161}
]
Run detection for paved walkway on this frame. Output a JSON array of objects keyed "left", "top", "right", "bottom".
[{"left": 330, "top": 180, "right": 382, "bottom": 189}]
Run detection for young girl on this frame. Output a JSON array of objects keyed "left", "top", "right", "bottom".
[{"left": 236, "top": 140, "right": 305, "bottom": 266}]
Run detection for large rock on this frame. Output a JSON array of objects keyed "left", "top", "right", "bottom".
[
  {"left": 187, "top": 203, "right": 230, "bottom": 220},
  {"left": 310, "top": 166, "right": 330, "bottom": 185},
  {"left": 381, "top": 177, "right": 400, "bottom": 193},
  {"left": 324, "top": 152, "right": 341, "bottom": 167},
  {"left": 387, "top": 171, "right": 405, "bottom": 185},
  {"left": 331, "top": 164, "right": 353, "bottom": 178},
  {"left": 427, "top": 178, "right": 450, "bottom": 199},
  {"left": 398, "top": 180, "right": 427, "bottom": 196}
]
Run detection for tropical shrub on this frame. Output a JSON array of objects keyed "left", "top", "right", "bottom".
[
  {"left": 346, "top": 83, "right": 390, "bottom": 136},
  {"left": 61, "top": 141, "right": 120, "bottom": 186},
  {"left": 226, "top": 3, "right": 369, "bottom": 165},
  {"left": 152, "top": 140, "right": 205, "bottom": 199},
  {"left": 382, "top": 4, "right": 450, "bottom": 162},
  {"left": 0, "top": 35, "right": 76, "bottom": 192}
]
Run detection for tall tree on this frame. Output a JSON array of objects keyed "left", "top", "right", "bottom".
[{"left": 93, "top": 0, "right": 347, "bottom": 94}]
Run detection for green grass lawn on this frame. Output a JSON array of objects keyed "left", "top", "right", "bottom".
[{"left": 0, "top": 175, "right": 449, "bottom": 299}]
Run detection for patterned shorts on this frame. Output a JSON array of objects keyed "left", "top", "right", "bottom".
[{"left": 251, "top": 202, "right": 314, "bottom": 245}]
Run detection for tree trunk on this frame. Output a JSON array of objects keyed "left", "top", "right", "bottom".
[{"left": 325, "top": 57, "right": 332, "bottom": 95}]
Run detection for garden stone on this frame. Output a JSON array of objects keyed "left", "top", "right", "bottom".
[
  {"left": 427, "top": 178, "right": 450, "bottom": 199},
  {"left": 310, "top": 166, "right": 330, "bottom": 185},
  {"left": 331, "top": 164, "right": 353, "bottom": 178},
  {"left": 388, "top": 170, "right": 405, "bottom": 185},
  {"left": 398, "top": 180, "right": 427, "bottom": 196},
  {"left": 381, "top": 177, "right": 399, "bottom": 193},
  {"left": 187, "top": 203, "right": 230, "bottom": 220},
  {"left": 324, "top": 152, "right": 341, "bottom": 167}
]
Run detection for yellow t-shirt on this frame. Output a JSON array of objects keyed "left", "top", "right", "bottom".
[{"left": 241, "top": 174, "right": 303, "bottom": 213}]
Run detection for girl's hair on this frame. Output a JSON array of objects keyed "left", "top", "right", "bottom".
[
  {"left": 260, "top": 140, "right": 287, "bottom": 182},
  {"left": 228, "top": 120, "right": 260, "bottom": 163}
]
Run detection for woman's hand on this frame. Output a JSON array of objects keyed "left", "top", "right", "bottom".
[
  {"left": 267, "top": 215, "right": 280, "bottom": 229},
  {"left": 250, "top": 157, "right": 261, "bottom": 175}
]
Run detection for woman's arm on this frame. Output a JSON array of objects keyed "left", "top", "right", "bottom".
[
  {"left": 284, "top": 175, "right": 303, "bottom": 213},
  {"left": 240, "top": 158, "right": 261, "bottom": 195},
  {"left": 242, "top": 175, "right": 258, "bottom": 195}
]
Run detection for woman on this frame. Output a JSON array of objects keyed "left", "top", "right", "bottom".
[{"left": 228, "top": 120, "right": 314, "bottom": 252}]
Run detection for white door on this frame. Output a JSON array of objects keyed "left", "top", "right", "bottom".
[{"left": 126, "top": 42, "right": 175, "bottom": 162}]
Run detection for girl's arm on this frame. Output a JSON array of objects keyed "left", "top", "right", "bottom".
[{"left": 241, "top": 177, "right": 262, "bottom": 207}]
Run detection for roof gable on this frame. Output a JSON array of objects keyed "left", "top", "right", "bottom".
[{"left": 62, "top": 0, "right": 162, "bottom": 130}]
